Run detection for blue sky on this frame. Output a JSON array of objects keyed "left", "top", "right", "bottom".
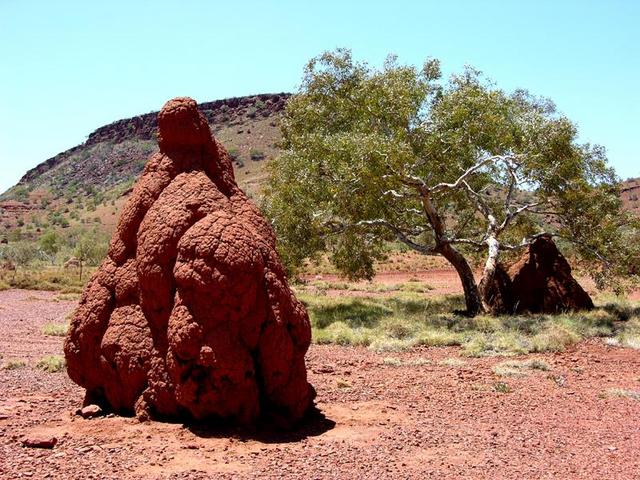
[{"left": 1, "top": 0, "right": 638, "bottom": 194}]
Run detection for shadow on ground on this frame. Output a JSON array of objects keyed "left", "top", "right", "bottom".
[{"left": 186, "top": 405, "right": 336, "bottom": 444}]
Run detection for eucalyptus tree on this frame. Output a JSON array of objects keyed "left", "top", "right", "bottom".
[{"left": 265, "top": 49, "right": 635, "bottom": 315}]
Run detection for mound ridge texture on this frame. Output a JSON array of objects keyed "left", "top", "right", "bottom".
[
  {"left": 483, "top": 235, "right": 594, "bottom": 314},
  {"left": 64, "top": 97, "right": 314, "bottom": 425}
]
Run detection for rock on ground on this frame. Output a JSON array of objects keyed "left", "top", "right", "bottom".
[{"left": 21, "top": 436, "right": 57, "bottom": 449}]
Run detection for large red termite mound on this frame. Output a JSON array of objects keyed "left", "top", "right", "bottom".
[
  {"left": 64, "top": 97, "right": 315, "bottom": 425},
  {"left": 482, "top": 235, "right": 594, "bottom": 314}
]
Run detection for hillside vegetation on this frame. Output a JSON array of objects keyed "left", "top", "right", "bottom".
[{"left": 0, "top": 94, "right": 289, "bottom": 240}]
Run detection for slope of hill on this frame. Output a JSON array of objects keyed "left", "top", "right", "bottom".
[
  {"left": 621, "top": 177, "right": 640, "bottom": 214},
  {"left": 0, "top": 93, "right": 637, "bottom": 243},
  {"left": 0, "top": 93, "right": 289, "bottom": 237}
]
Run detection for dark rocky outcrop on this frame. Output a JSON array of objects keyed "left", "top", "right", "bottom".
[{"left": 17, "top": 94, "right": 290, "bottom": 185}]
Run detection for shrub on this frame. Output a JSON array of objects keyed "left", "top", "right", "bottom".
[
  {"left": 227, "top": 148, "right": 240, "bottom": 161},
  {"left": 250, "top": 149, "right": 266, "bottom": 161},
  {"left": 36, "top": 355, "right": 65, "bottom": 373},
  {"left": 3, "top": 359, "right": 27, "bottom": 370}
]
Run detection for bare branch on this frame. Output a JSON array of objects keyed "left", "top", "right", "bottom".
[
  {"left": 355, "top": 219, "right": 438, "bottom": 255},
  {"left": 449, "top": 237, "right": 485, "bottom": 249},
  {"left": 431, "top": 154, "right": 506, "bottom": 193},
  {"left": 497, "top": 201, "right": 542, "bottom": 233},
  {"left": 462, "top": 180, "right": 492, "bottom": 217},
  {"left": 503, "top": 158, "right": 520, "bottom": 214},
  {"left": 381, "top": 189, "right": 419, "bottom": 200}
]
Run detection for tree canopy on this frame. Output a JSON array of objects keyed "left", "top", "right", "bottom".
[{"left": 264, "top": 49, "right": 639, "bottom": 315}]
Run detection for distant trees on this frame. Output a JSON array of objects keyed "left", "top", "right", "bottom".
[
  {"left": 73, "top": 229, "right": 109, "bottom": 280},
  {"left": 0, "top": 242, "right": 38, "bottom": 270},
  {"left": 264, "top": 49, "right": 639, "bottom": 315},
  {"left": 0, "top": 226, "right": 109, "bottom": 278}
]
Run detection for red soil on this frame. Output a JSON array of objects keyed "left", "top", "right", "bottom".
[
  {"left": 305, "top": 268, "right": 640, "bottom": 301},
  {"left": 1, "top": 288, "right": 639, "bottom": 479}
]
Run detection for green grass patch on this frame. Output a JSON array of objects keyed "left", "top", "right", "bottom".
[
  {"left": 302, "top": 279, "right": 434, "bottom": 294},
  {"left": 301, "top": 292, "right": 640, "bottom": 357},
  {"left": 36, "top": 355, "right": 66, "bottom": 373},
  {"left": 42, "top": 323, "right": 68, "bottom": 336}
]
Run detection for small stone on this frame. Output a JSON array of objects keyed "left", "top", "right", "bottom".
[
  {"left": 313, "top": 365, "right": 335, "bottom": 374},
  {"left": 80, "top": 404, "right": 103, "bottom": 419},
  {"left": 22, "top": 435, "right": 57, "bottom": 449}
]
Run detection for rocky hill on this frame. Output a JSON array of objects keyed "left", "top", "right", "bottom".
[
  {"left": 0, "top": 93, "right": 637, "bottom": 242},
  {"left": 621, "top": 177, "right": 640, "bottom": 215},
  {"left": 0, "top": 94, "right": 289, "bottom": 237}
]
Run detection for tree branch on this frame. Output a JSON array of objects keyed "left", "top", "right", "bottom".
[
  {"left": 431, "top": 154, "right": 506, "bottom": 193},
  {"left": 462, "top": 180, "right": 492, "bottom": 217},
  {"left": 354, "top": 219, "right": 439, "bottom": 255}
]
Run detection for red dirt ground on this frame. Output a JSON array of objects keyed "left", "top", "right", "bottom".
[
  {"left": 305, "top": 269, "right": 640, "bottom": 301},
  {"left": 1, "top": 287, "right": 640, "bottom": 479}
]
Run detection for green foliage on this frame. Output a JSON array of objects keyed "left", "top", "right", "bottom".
[
  {"left": 74, "top": 228, "right": 109, "bottom": 267},
  {"left": 0, "top": 241, "right": 39, "bottom": 268},
  {"left": 265, "top": 48, "right": 637, "bottom": 295},
  {"left": 39, "top": 230, "right": 61, "bottom": 262},
  {"left": 11, "top": 185, "right": 30, "bottom": 202}
]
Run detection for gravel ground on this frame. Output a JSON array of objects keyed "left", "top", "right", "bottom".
[{"left": 1, "top": 288, "right": 640, "bottom": 479}]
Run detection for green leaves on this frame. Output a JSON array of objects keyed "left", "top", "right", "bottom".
[{"left": 264, "top": 48, "right": 636, "bottom": 291}]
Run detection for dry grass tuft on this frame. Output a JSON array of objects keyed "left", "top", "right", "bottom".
[
  {"left": 36, "top": 355, "right": 66, "bottom": 373},
  {"left": 3, "top": 359, "right": 27, "bottom": 370},
  {"left": 493, "top": 359, "right": 550, "bottom": 377},
  {"left": 602, "top": 388, "right": 640, "bottom": 401},
  {"left": 42, "top": 323, "right": 68, "bottom": 336}
]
